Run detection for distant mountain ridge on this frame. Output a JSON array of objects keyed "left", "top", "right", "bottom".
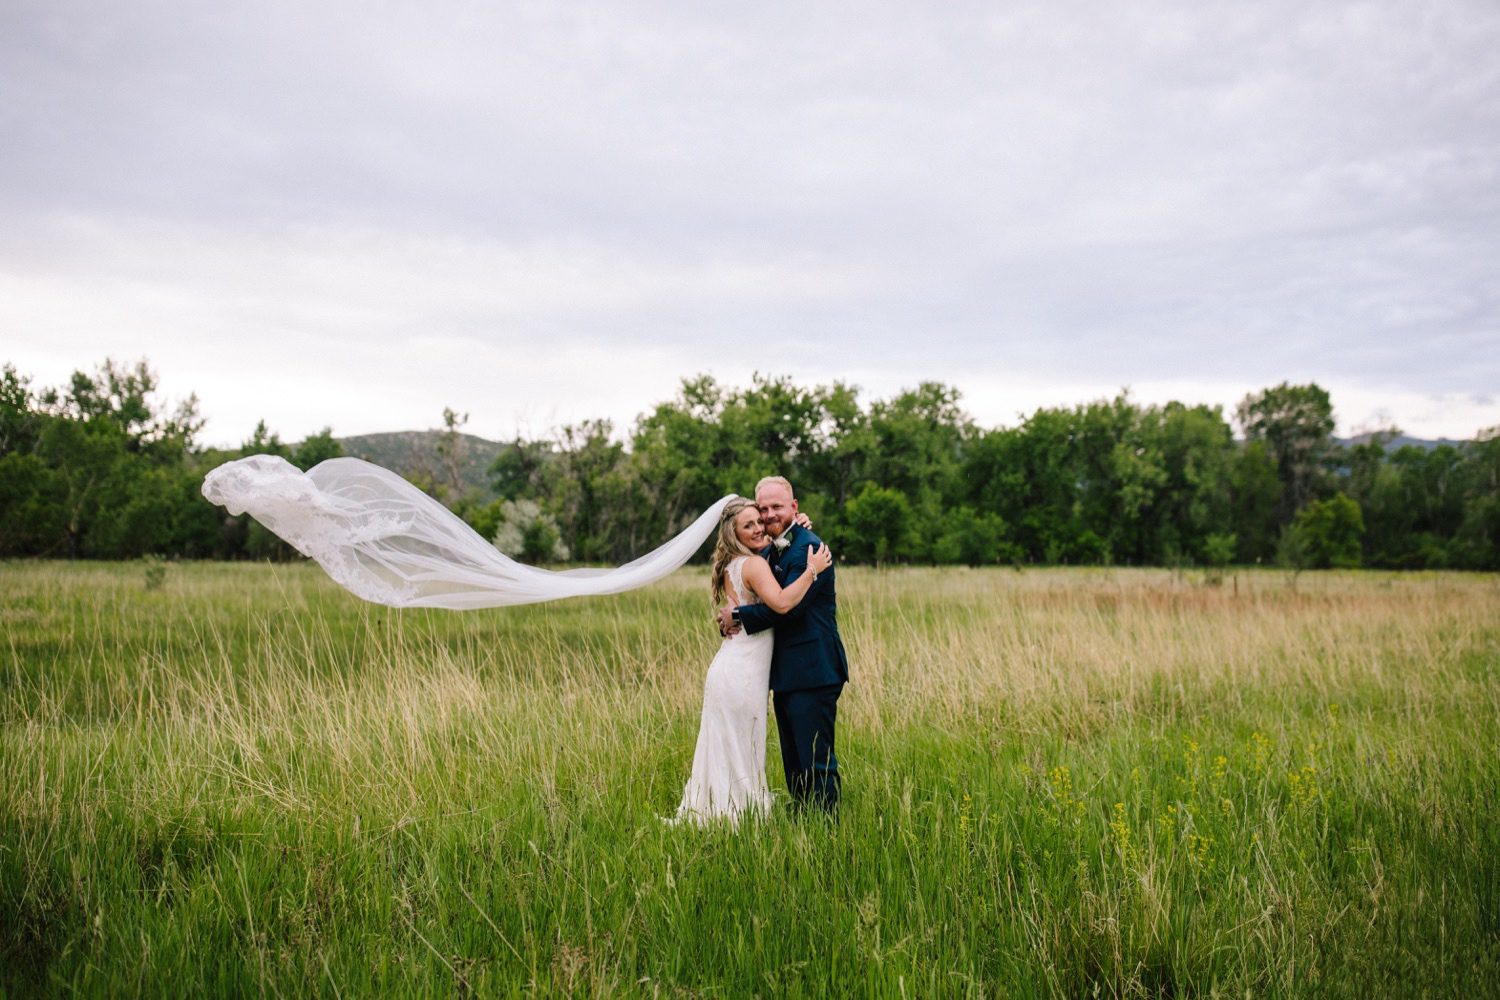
[
  {"left": 1337, "top": 433, "right": 1464, "bottom": 452},
  {"left": 337, "top": 430, "right": 507, "bottom": 498}
]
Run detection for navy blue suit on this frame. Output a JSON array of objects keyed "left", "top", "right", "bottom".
[{"left": 736, "top": 524, "right": 847, "bottom": 810}]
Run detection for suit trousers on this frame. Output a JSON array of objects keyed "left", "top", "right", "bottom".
[{"left": 772, "top": 683, "right": 843, "bottom": 812}]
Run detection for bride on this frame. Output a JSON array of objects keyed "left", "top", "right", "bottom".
[{"left": 669, "top": 497, "right": 832, "bottom": 825}]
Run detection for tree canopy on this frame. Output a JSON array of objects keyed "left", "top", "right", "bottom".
[{"left": 2, "top": 360, "right": 1496, "bottom": 570}]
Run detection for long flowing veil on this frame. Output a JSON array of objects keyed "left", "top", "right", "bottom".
[{"left": 202, "top": 455, "right": 734, "bottom": 609}]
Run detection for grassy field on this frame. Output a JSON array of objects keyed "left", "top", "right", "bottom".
[{"left": 2, "top": 561, "right": 1498, "bottom": 997}]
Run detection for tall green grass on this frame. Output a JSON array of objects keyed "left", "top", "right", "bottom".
[{"left": 3, "top": 561, "right": 1497, "bottom": 996}]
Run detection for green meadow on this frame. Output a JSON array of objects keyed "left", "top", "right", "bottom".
[{"left": 2, "top": 561, "right": 1497, "bottom": 997}]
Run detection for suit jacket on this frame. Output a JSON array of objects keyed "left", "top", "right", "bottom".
[{"left": 736, "top": 524, "right": 849, "bottom": 692}]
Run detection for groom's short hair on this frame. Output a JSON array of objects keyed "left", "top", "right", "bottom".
[{"left": 755, "top": 475, "right": 794, "bottom": 498}]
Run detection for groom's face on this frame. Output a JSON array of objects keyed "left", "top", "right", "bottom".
[{"left": 755, "top": 483, "right": 797, "bottom": 539}]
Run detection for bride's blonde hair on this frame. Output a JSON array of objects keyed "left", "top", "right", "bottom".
[{"left": 711, "top": 497, "right": 760, "bottom": 608}]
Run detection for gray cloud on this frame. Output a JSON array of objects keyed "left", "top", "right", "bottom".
[{"left": 3, "top": 0, "right": 1498, "bottom": 443}]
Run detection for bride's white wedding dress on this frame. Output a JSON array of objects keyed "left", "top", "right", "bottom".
[{"left": 670, "top": 556, "right": 773, "bottom": 825}]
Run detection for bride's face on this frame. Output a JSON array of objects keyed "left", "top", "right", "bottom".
[{"left": 733, "top": 506, "right": 767, "bottom": 550}]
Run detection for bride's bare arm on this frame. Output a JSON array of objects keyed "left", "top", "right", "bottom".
[{"left": 739, "top": 545, "right": 833, "bottom": 614}]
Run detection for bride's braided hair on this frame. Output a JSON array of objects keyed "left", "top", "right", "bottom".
[{"left": 711, "top": 497, "right": 760, "bottom": 608}]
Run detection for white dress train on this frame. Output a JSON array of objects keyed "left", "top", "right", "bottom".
[{"left": 669, "top": 556, "right": 774, "bottom": 825}]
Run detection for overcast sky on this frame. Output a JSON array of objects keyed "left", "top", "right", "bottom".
[{"left": 3, "top": 0, "right": 1498, "bottom": 446}]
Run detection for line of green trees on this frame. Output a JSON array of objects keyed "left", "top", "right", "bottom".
[
  {"left": 0, "top": 360, "right": 342, "bottom": 561},
  {"left": 2, "top": 360, "right": 1497, "bottom": 570}
]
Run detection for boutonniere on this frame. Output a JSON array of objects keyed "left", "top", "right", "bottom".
[{"left": 772, "top": 534, "right": 790, "bottom": 553}]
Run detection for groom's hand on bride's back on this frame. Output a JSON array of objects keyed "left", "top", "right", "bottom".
[{"left": 717, "top": 603, "right": 742, "bottom": 637}]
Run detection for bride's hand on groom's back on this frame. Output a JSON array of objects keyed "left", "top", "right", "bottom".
[
  {"left": 808, "top": 543, "right": 833, "bottom": 577},
  {"left": 794, "top": 512, "right": 813, "bottom": 529}
]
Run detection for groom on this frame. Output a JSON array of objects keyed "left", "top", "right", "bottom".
[{"left": 718, "top": 476, "right": 848, "bottom": 812}]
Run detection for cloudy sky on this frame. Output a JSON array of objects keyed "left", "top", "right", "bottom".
[{"left": 3, "top": 0, "right": 1498, "bottom": 446}]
